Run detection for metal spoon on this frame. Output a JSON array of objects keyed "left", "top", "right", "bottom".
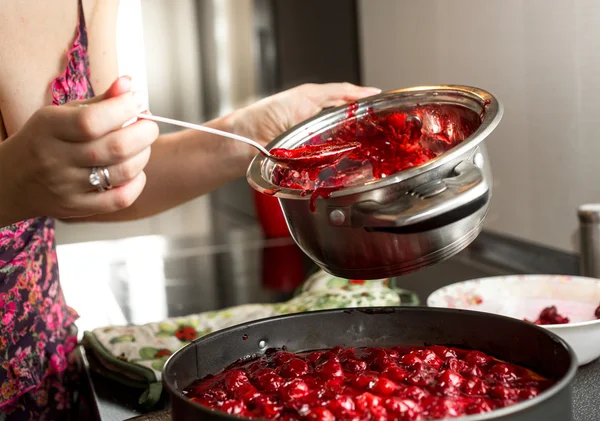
[{"left": 138, "top": 114, "right": 359, "bottom": 168}]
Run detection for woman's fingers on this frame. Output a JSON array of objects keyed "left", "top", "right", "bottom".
[
  {"left": 71, "top": 118, "right": 158, "bottom": 167},
  {"left": 301, "top": 82, "right": 382, "bottom": 108},
  {"left": 49, "top": 92, "right": 140, "bottom": 141},
  {"left": 68, "top": 171, "right": 148, "bottom": 215},
  {"left": 79, "top": 146, "right": 152, "bottom": 192}
]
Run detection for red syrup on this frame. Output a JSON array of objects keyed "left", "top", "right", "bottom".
[
  {"left": 183, "top": 345, "right": 553, "bottom": 421},
  {"left": 269, "top": 103, "right": 481, "bottom": 211}
]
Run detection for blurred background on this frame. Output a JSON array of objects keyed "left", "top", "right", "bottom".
[{"left": 54, "top": 0, "right": 600, "bottom": 254}]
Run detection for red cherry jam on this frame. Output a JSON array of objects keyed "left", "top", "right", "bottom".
[
  {"left": 526, "top": 306, "right": 570, "bottom": 325},
  {"left": 270, "top": 104, "right": 480, "bottom": 208},
  {"left": 183, "top": 345, "right": 553, "bottom": 420}
]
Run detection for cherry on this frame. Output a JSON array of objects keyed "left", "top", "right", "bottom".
[
  {"left": 317, "top": 351, "right": 341, "bottom": 365},
  {"left": 385, "top": 397, "right": 419, "bottom": 414},
  {"left": 519, "top": 387, "right": 540, "bottom": 399},
  {"left": 307, "top": 408, "right": 335, "bottom": 421},
  {"left": 220, "top": 399, "right": 245, "bottom": 415},
  {"left": 195, "top": 388, "right": 227, "bottom": 404},
  {"left": 355, "top": 392, "right": 382, "bottom": 411},
  {"left": 490, "top": 385, "right": 518, "bottom": 400},
  {"left": 467, "top": 398, "right": 493, "bottom": 414},
  {"left": 280, "top": 378, "right": 310, "bottom": 402},
  {"left": 381, "top": 366, "right": 409, "bottom": 382},
  {"left": 223, "top": 369, "right": 249, "bottom": 393},
  {"left": 315, "top": 359, "right": 344, "bottom": 380},
  {"left": 327, "top": 395, "right": 356, "bottom": 416},
  {"left": 329, "top": 346, "right": 346, "bottom": 355},
  {"left": 234, "top": 383, "right": 260, "bottom": 401},
  {"left": 252, "top": 395, "right": 282, "bottom": 418},
  {"left": 344, "top": 358, "right": 368, "bottom": 373},
  {"left": 465, "top": 350, "right": 490, "bottom": 366},
  {"left": 417, "top": 350, "right": 443, "bottom": 369},
  {"left": 528, "top": 306, "right": 570, "bottom": 325},
  {"left": 246, "top": 360, "right": 267, "bottom": 374},
  {"left": 403, "top": 386, "right": 430, "bottom": 402},
  {"left": 279, "top": 414, "right": 303, "bottom": 421},
  {"left": 324, "top": 378, "right": 346, "bottom": 397},
  {"left": 461, "top": 363, "right": 483, "bottom": 378},
  {"left": 488, "top": 363, "right": 517, "bottom": 381},
  {"left": 254, "top": 371, "right": 284, "bottom": 394},
  {"left": 306, "top": 351, "right": 326, "bottom": 365},
  {"left": 400, "top": 353, "right": 423, "bottom": 369},
  {"left": 437, "top": 370, "right": 463, "bottom": 388},
  {"left": 371, "top": 377, "right": 398, "bottom": 395},
  {"left": 370, "top": 405, "right": 388, "bottom": 421},
  {"left": 280, "top": 358, "right": 310, "bottom": 378},
  {"left": 462, "top": 378, "right": 488, "bottom": 397},
  {"left": 406, "top": 368, "right": 433, "bottom": 387},
  {"left": 271, "top": 351, "right": 296, "bottom": 366},
  {"left": 424, "top": 397, "right": 463, "bottom": 419},
  {"left": 429, "top": 345, "right": 457, "bottom": 360},
  {"left": 353, "top": 374, "right": 377, "bottom": 390}
]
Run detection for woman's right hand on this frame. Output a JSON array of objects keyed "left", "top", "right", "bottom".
[{"left": 0, "top": 76, "right": 159, "bottom": 226}]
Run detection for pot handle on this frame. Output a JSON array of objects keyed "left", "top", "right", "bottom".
[{"left": 350, "top": 160, "right": 488, "bottom": 230}]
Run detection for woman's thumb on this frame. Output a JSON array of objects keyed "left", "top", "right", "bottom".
[{"left": 104, "top": 76, "right": 133, "bottom": 99}]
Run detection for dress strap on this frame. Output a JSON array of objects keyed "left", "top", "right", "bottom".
[{"left": 77, "top": 0, "right": 89, "bottom": 50}]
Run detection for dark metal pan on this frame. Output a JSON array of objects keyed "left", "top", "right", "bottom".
[{"left": 163, "top": 307, "right": 576, "bottom": 421}]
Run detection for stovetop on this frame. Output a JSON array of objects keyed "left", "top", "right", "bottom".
[{"left": 58, "top": 228, "right": 597, "bottom": 421}]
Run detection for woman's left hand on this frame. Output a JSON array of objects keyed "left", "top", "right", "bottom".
[{"left": 228, "top": 82, "right": 381, "bottom": 160}]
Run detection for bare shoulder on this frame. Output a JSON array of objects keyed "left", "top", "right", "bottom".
[{"left": 0, "top": 0, "right": 119, "bottom": 135}]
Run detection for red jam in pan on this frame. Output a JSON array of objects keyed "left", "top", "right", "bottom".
[
  {"left": 270, "top": 103, "right": 480, "bottom": 211},
  {"left": 183, "top": 345, "right": 553, "bottom": 421}
]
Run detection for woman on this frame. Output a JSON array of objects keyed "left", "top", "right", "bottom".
[{"left": 0, "top": 0, "right": 379, "bottom": 419}]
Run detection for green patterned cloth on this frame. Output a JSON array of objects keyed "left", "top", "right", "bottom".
[{"left": 82, "top": 271, "right": 407, "bottom": 409}]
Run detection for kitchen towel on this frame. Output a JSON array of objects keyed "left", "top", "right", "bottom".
[{"left": 82, "top": 271, "right": 406, "bottom": 409}]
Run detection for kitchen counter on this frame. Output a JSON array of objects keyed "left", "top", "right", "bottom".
[{"left": 58, "top": 228, "right": 597, "bottom": 421}]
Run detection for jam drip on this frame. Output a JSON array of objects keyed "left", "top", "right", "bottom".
[
  {"left": 270, "top": 103, "right": 481, "bottom": 210},
  {"left": 183, "top": 345, "right": 552, "bottom": 421}
]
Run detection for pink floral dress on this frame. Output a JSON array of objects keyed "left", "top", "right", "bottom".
[{"left": 0, "top": 0, "right": 94, "bottom": 419}]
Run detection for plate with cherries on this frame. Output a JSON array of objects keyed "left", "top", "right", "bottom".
[{"left": 427, "top": 275, "right": 600, "bottom": 365}]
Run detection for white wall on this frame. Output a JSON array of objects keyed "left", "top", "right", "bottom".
[{"left": 358, "top": 0, "right": 600, "bottom": 252}]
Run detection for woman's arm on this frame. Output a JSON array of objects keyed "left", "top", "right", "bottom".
[
  {"left": 69, "top": 112, "right": 245, "bottom": 222},
  {"left": 63, "top": 0, "right": 380, "bottom": 223},
  {"left": 69, "top": 81, "right": 380, "bottom": 222}
]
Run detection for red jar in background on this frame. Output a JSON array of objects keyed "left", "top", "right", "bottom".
[
  {"left": 252, "top": 189, "right": 291, "bottom": 238},
  {"left": 253, "top": 189, "right": 306, "bottom": 292}
]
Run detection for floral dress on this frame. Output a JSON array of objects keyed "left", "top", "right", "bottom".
[{"left": 0, "top": 0, "right": 94, "bottom": 419}]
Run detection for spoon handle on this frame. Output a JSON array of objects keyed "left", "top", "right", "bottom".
[{"left": 138, "top": 113, "right": 270, "bottom": 156}]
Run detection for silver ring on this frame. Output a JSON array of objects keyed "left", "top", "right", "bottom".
[
  {"left": 89, "top": 167, "right": 104, "bottom": 192},
  {"left": 100, "top": 167, "right": 113, "bottom": 190}
]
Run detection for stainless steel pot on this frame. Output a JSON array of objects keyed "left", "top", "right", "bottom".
[{"left": 247, "top": 86, "right": 503, "bottom": 279}]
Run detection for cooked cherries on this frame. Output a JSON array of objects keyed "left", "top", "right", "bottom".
[
  {"left": 526, "top": 306, "right": 570, "bottom": 325},
  {"left": 183, "top": 345, "right": 553, "bottom": 420}
]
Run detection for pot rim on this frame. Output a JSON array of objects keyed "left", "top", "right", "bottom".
[
  {"left": 246, "top": 85, "right": 503, "bottom": 200},
  {"left": 163, "top": 306, "right": 577, "bottom": 421}
]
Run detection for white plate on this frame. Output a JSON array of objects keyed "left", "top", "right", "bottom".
[{"left": 427, "top": 275, "right": 600, "bottom": 366}]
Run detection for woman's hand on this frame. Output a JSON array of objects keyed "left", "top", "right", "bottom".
[
  {"left": 0, "top": 76, "right": 159, "bottom": 226},
  {"left": 228, "top": 83, "right": 381, "bottom": 160}
]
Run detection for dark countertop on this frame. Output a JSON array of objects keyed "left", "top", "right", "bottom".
[{"left": 58, "top": 228, "right": 597, "bottom": 421}]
